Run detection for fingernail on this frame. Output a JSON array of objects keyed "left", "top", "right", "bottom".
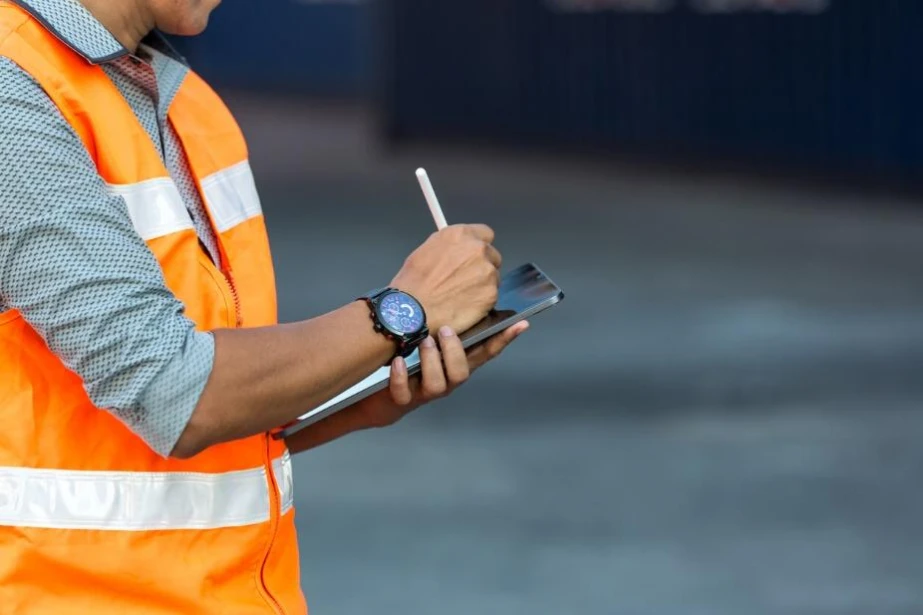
[
  {"left": 393, "top": 357, "right": 406, "bottom": 374},
  {"left": 421, "top": 336, "right": 436, "bottom": 348},
  {"left": 439, "top": 326, "right": 455, "bottom": 338}
]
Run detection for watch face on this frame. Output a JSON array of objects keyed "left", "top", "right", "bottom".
[{"left": 378, "top": 291, "right": 425, "bottom": 335}]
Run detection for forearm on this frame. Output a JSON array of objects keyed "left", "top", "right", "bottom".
[{"left": 172, "top": 301, "right": 394, "bottom": 457}]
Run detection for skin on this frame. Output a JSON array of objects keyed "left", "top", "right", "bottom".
[
  {"left": 77, "top": 1, "right": 528, "bottom": 458},
  {"left": 284, "top": 320, "right": 529, "bottom": 454},
  {"left": 80, "top": 0, "right": 222, "bottom": 50},
  {"left": 180, "top": 224, "right": 522, "bottom": 457}
]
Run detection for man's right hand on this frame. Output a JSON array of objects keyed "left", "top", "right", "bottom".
[
  {"left": 390, "top": 224, "right": 502, "bottom": 336},
  {"left": 175, "top": 223, "right": 502, "bottom": 459}
]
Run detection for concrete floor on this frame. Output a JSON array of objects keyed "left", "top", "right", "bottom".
[{"left": 227, "top": 95, "right": 923, "bottom": 615}]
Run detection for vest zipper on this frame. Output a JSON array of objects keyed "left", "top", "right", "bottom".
[
  {"left": 222, "top": 269, "right": 243, "bottom": 328},
  {"left": 258, "top": 434, "right": 286, "bottom": 615}
]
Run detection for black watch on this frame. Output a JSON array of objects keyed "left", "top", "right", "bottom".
[{"left": 358, "top": 288, "right": 429, "bottom": 360}]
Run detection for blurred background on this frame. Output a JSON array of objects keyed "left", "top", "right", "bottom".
[{"left": 176, "top": 1, "right": 923, "bottom": 613}]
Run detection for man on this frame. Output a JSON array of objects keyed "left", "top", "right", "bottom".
[{"left": 0, "top": 1, "right": 527, "bottom": 613}]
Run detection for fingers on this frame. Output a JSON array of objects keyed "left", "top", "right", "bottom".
[
  {"left": 394, "top": 313, "right": 527, "bottom": 408},
  {"left": 463, "top": 223, "right": 495, "bottom": 244},
  {"left": 437, "top": 225, "right": 501, "bottom": 269},
  {"left": 484, "top": 244, "right": 503, "bottom": 270},
  {"left": 418, "top": 335, "right": 447, "bottom": 398},
  {"left": 438, "top": 326, "right": 470, "bottom": 387},
  {"left": 388, "top": 356, "right": 414, "bottom": 406},
  {"left": 467, "top": 320, "right": 529, "bottom": 371},
  {"left": 390, "top": 321, "right": 526, "bottom": 411}
]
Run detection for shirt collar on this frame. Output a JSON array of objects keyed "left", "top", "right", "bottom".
[{"left": 11, "top": 0, "right": 186, "bottom": 66}]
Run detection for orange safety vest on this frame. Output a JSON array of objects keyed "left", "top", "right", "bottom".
[{"left": 0, "top": 3, "right": 306, "bottom": 614}]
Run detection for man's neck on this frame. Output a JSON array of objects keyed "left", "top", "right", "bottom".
[{"left": 78, "top": 0, "right": 155, "bottom": 53}]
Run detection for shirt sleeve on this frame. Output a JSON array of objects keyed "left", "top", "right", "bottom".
[{"left": 0, "top": 57, "right": 214, "bottom": 457}]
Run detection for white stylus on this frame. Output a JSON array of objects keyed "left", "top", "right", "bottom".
[{"left": 416, "top": 168, "right": 448, "bottom": 230}]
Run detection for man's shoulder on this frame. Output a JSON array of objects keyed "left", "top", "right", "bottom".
[{"left": 0, "top": 55, "right": 67, "bottom": 128}]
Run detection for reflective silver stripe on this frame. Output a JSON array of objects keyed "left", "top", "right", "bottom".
[
  {"left": 0, "top": 453, "right": 293, "bottom": 531},
  {"left": 275, "top": 451, "right": 294, "bottom": 516},
  {"left": 200, "top": 160, "right": 263, "bottom": 233},
  {"left": 108, "top": 178, "right": 195, "bottom": 241}
]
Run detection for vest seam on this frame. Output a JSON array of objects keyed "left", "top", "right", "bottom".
[
  {"left": 0, "top": 5, "right": 29, "bottom": 50},
  {"left": 255, "top": 434, "right": 286, "bottom": 615}
]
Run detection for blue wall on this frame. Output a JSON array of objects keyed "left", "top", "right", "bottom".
[
  {"left": 382, "top": 0, "right": 923, "bottom": 179},
  {"left": 173, "top": 0, "right": 369, "bottom": 97}
]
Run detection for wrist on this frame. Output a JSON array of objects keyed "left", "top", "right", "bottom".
[
  {"left": 358, "top": 287, "right": 430, "bottom": 360},
  {"left": 345, "top": 301, "right": 399, "bottom": 359}
]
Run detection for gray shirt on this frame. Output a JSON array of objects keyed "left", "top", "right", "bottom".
[{"left": 0, "top": 0, "right": 221, "bottom": 456}]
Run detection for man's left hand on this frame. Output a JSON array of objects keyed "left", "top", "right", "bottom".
[{"left": 350, "top": 321, "right": 530, "bottom": 428}]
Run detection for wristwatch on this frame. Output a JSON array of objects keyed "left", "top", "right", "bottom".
[{"left": 358, "top": 288, "right": 429, "bottom": 360}]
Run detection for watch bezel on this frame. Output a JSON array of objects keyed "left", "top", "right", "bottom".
[
  {"left": 372, "top": 289, "right": 428, "bottom": 339},
  {"left": 361, "top": 287, "right": 430, "bottom": 359}
]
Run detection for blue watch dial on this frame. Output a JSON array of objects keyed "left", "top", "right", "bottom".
[{"left": 378, "top": 291, "right": 425, "bottom": 335}]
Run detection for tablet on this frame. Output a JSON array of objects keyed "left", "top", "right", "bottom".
[{"left": 274, "top": 262, "right": 564, "bottom": 439}]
